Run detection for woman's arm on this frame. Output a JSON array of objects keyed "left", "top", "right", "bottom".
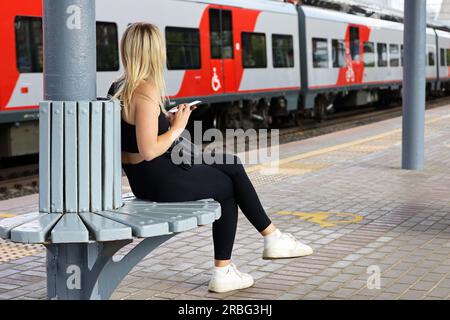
[{"left": 134, "top": 84, "right": 192, "bottom": 161}]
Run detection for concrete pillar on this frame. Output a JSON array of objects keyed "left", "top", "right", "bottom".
[
  {"left": 43, "top": 0, "right": 97, "bottom": 101},
  {"left": 42, "top": 0, "right": 97, "bottom": 300},
  {"left": 402, "top": 0, "right": 427, "bottom": 170}
]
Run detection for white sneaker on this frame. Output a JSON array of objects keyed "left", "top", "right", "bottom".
[
  {"left": 263, "top": 232, "right": 314, "bottom": 260},
  {"left": 208, "top": 263, "right": 254, "bottom": 293}
]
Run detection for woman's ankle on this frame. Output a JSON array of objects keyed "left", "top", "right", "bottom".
[
  {"left": 215, "top": 260, "right": 231, "bottom": 268},
  {"left": 260, "top": 224, "right": 278, "bottom": 237}
]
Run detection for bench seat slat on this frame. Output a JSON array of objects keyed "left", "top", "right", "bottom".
[
  {"left": 64, "top": 102, "right": 78, "bottom": 212},
  {"left": 0, "top": 212, "right": 43, "bottom": 239},
  {"left": 78, "top": 101, "right": 90, "bottom": 212},
  {"left": 102, "top": 101, "right": 114, "bottom": 211},
  {"left": 113, "top": 100, "right": 123, "bottom": 209},
  {"left": 90, "top": 102, "right": 103, "bottom": 212},
  {"left": 51, "top": 102, "right": 64, "bottom": 213},
  {"left": 39, "top": 102, "right": 51, "bottom": 213},
  {"left": 79, "top": 212, "right": 132, "bottom": 242},
  {"left": 149, "top": 209, "right": 216, "bottom": 226},
  {"left": 124, "top": 198, "right": 219, "bottom": 206},
  {"left": 117, "top": 205, "right": 216, "bottom": 226},
  {"left": 10, "top": 214, "right": 62, "bottom": 244},
  {"left": 51, "top": 214, "right": 89, "bottom": 243},
  {"left": 124, "top": 198, "right": 216, "bottom": 205},
  {"left": 123, "top": 199, "right": 221, "bottom": 219},
  {"left": 113, "top": 207, "right": 198, "bottom": 233},
  {"left": 95, "top": 210, "right": 170, "bottom": 238}
]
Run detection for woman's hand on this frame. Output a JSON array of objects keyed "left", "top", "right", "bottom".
[
  {"left": 171, "top": 104, "right": 192, "bottom": 132},
  {"left": 166, "top": 111, "right": 175, "bottom": 126}
]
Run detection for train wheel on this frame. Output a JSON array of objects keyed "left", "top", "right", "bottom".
[
  {"left": 294, "top": 112, "right": 303, "bottom": 127},
  {"left": 254, "top": 103, "right": 271, "bottom": 129},
  {"left": 215, "top": 103, "right": 243, "bottom": 130},
  {"left": 313, "top": 97, "right": 328, "bottom": 123}
]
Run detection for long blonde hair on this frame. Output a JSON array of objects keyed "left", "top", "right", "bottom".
[{"left": 113, "top": 23, "right": 167, "bottom": 117}]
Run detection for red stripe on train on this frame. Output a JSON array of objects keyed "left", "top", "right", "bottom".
[
  {"left": 0, "top": 0, "right": 42, "bottom": 111},
  {"left": 171, "top": 4, "right": 261, "bottom": 98}
]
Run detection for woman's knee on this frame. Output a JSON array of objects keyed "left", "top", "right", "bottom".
[
  {"left": 218, "top": 154, "right": 244, "bottom": 175},
  {"left": 225, "top": 154, "right": 242, "bottom": 165},
  {"left": 213, "top": 174, "right": 235, "bottom": 203}
]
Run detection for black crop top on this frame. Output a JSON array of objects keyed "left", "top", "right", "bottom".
[{"left": 107, "top": 81, "right": 170, "bottom": 154}]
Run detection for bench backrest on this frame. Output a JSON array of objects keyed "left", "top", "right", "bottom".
[{"left": 39, "top": 100, "right": 123, "bottom": 213}]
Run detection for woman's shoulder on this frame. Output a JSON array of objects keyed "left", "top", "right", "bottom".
[{"left": 134, "top": 81, "right": 159, "bottom": 101}]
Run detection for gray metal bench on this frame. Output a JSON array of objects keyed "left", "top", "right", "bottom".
[{"left": 0, "top": 100, "right": 220, "bottom": 300}]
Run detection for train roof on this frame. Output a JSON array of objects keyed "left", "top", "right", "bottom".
[
  {"left": 436, "top": 29, "right": 450, "bottom": 39},
  {"left": 301, "top": 5, "right": 435, "bottom": 34},
  {"left": 179, "top": 0, "right": 298, "bottom": 15}
]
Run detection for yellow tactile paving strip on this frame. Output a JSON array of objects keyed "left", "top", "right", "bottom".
[
  {"left": 0, "top": 214, "right": 17, "bottom": 218},
  {"left": 249, "top": 113, "right": 450, "bottom": 187},
  {"left": 0, "top": 240, "right": 43, "bottom": 264},
  {"left": 0, "top": 213, "right": 44, "bottom": 264}
]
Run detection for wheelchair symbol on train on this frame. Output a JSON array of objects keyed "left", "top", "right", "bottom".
[{"left": 211, "top": 67, "right": 222, "bottom": 92}]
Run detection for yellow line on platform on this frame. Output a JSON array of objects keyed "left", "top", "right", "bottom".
[
  {"left": 0, "top": 213, "right": 16, "bottom": 218},
  {"left": 247, "top": 114, "right": 450, "bottom": 173}
]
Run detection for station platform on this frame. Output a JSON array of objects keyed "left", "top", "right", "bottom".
[{"left": 1, "top": 105, "right": 450, "bottom": 300}]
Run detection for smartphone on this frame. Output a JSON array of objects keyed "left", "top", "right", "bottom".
[{"left": 168, "top": 100, "right": 202, "bottom": 113}]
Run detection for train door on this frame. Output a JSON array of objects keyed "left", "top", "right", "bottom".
[
  {"left": 348, "top": 26, "right": 361, "bottom": 80},
  {"left": 344, "top": 25, "right": 368, "bottom": 84},
  {"left": 209, "top": 8, "right": 236, "bottom": 94}
]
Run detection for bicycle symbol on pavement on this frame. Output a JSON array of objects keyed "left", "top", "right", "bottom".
[{"left": 277, "top": 211, "right": 363, "bottom": 228}]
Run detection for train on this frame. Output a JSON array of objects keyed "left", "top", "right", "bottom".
[{"left": 1, "top": 0, "right": 450, "bottom": 157}]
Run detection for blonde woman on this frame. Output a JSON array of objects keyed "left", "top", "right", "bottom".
[{"left": 109, "top": 23, "right": 313, "bottom": 293}]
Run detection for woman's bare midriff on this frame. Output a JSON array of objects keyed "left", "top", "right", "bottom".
[{"left": 122, "top": 152, "right": 145, "bottom": 165}]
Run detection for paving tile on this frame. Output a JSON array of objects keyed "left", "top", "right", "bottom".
[
  {"left": 317, "top": 281, "right": 342, "bottom": 292},
  {"left": 0, "top": 288, "right": 28, "bottom": 299},
  {"left": 427, "top": 287, "right": 450, "bottom": 299},
  {"left": 329, "top": 288, "right": 356, "bottom": 299},
  {"left": 383, "top": 283, "right": 410, "bottom": 294},
  {"left": 399, "top": 290, "right": 427, "bottom": 300}
]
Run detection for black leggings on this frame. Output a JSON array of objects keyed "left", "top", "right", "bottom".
[{"left": 123, "top": 154, "right": 272, "bottom": 260}]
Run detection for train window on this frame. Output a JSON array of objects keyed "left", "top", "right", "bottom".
[
  {"left": 363, "top": 42, "right": 375, "bottom": 67},
  {"left": 242, "top": 32, "right": 267, "bottom": 68},
  {"left": 209, "top": 9, "right": 234, "bottom": 59},
  {"left": 389, "top": 44, "right": 400, "bottom": 67},
  {"left": 377, "top": 43, "right": 388, "bottom": 67},
  {"left": 97, "top": 22, "right": 119, "bottom": 72},
  {"left": 272, "top": 34, "right": 294, "bottom": 68},
  {"left": 349, "top": 27, "right": 360, "bottom": 61},
  {"left": 441, "top": 48, "right": 447, "bottom": 66},
  {"left": 15, "top": 16, "right": 120, "bottom": 73},
  {"left": 427, "top": 47, "right": 436, "bottom": 66},
  {"left": 312, "top": 38, "right": 329, "bottom": 68},
  {"left": 332, "top": 39, "right": 346, "bottom": 68},
  {"left": 15, "top": 16, "right": 43, "bottom": 73},
  {"left": 447, "top": 49, "right": 450, "bottom": 66},
  {"left": 166, "top": 27, "right": 201, "bottom": 70}
]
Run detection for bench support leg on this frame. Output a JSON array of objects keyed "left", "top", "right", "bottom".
[{"left": 45, "top": 234, "right": 175, "bottom": 300}]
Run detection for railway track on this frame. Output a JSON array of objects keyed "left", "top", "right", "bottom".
[
  {"left": 0, "top": 96, "right": 449, "bottom": 201},
  {"left": 278, "top": 96, "right": 450, "bottom": 145},
  {"left": 0, "top": 164, "right": 39, "bottom": 201}
]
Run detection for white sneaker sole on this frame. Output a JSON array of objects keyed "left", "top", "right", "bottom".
[
  {"left": 262, "top": 247, "right": 314, "bottom": 260},
  {"left": 208, "top": 278, "right": 254, "bottom": 293}
]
